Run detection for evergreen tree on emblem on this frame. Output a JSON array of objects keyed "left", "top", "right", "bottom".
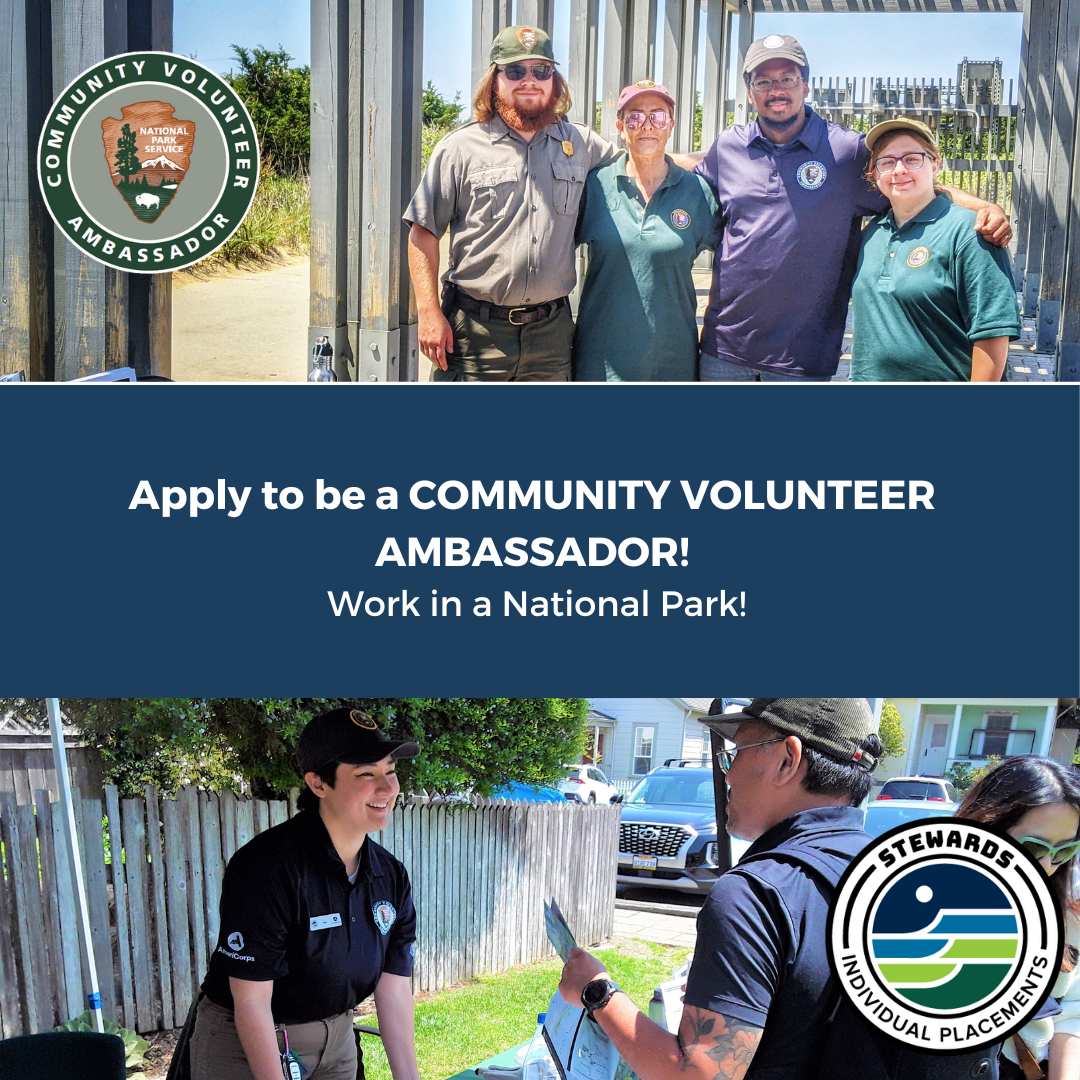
[{"left": 113, "top": 123, "right": 141, "bottom": 183}]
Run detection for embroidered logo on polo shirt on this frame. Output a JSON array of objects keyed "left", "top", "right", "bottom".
[
  {"left": 228, "top": 932, "right": 244, "bottom": 951},
  {"left": 907, "top": 246, "right": 930, "bottom": 268},
  {"left": 796, "top": 161, "right": 827, "bottom": 190},
  {"left": 373, "top": 901, "right": 398, "bottom": 935},
  {"left": 670, "top": 209, "right": 691, "bottom": 229},
  {"left": 517, "top": 27, "right": 537, "bottom": 50}
]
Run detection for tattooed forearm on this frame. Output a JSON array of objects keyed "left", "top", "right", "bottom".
[{"left": 677, "top": 1008, "right": 764, "bottom": 1080}]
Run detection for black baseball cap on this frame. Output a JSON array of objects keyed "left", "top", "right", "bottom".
[
  {"left": 296, "top": 708, "right": 420, "bottom": 775},
  {"left": 703, "top": 698, "right": 878, "bottom": 772}
]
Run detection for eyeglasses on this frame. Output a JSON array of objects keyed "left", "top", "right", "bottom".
[
  {"left": 1017, "top": 836, "right": 1080, "bottom": 866},
  {"left": 716, "top": 737, "right": 786, "bottom": 772},
  {"left": 499, "top": 62, "right": 555, "bottom": 82},
  {"left": 873, "top": 151, "right": 935, "bottom": 174},
  {"left": 749, "top": 75, "right": 803, "bottom": 93},
  {"left": 622, "top": 109, "right": 673, "bottom": 131}
]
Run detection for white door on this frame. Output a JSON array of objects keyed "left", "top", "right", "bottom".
[{"left": 920, "top": 721, "right": 950, "bottom": 776}]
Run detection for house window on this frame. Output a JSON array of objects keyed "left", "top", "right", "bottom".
[
  {"left": 633, "top": 727, "right": 655, "bottom": 775},
  {"left": 983, "top": 713, "right": 1013, "bottom": 758}
]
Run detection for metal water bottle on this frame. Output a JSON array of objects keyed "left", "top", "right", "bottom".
[{"left": 308, "top": 336, "right": 336, "bottom": 381}]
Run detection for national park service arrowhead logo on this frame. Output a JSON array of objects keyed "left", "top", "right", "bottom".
[
  {"left": 38, "top": 52, "right": 259, "bottom": 273},
  {"left": 517, "top": 27, "right": 537, "bottom": 50},
  {"left": 102, "top": 101, "right": 195, "bottom": 223}
]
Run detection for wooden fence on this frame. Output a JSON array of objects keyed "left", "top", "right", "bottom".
[{"left": 0, "top": 787, "right": 619, "bottom": 1037}]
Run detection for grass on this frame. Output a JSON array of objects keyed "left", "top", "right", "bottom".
[
  {"left": 360, "top": 939, "right": 691, "bottom": 1080},
  {"left": 185, "top": 172, "right": 311, "bottom": 274}
]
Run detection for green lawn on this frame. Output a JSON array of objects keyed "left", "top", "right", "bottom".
[{"left": 360, "top": 939, "right": 690, "bottom": 1080}]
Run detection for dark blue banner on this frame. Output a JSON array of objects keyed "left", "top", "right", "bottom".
[{"left": 0, "top": 385, "right": 1075, "bottom": 696}]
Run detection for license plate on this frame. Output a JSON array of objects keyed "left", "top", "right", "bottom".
[{"left": 632, "top": 855, "right": 658, "bottom": 869}]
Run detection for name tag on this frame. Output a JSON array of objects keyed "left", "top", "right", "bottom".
[{"left": 309, "top": 913, "right": 342, "bottom": 931}]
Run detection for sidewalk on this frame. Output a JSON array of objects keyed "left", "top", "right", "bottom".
[{"left": 612, "top": 899, "right": 699, "bottom": 948}]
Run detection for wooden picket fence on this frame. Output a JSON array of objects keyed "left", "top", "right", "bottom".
[{"left": 0, "top": 787, "right": 618, "bottom": 1037}]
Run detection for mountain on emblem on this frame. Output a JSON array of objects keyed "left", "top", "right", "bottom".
[{"left": 100, "top": 101, "right": 196, "bottom": 224}]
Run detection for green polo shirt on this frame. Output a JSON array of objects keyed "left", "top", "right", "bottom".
[
  {"left": 573, "top": 154, "right": 720, "bottom": 381},
  {"left": 850, "top": 194, "right": 1021, "bottom": 381}
]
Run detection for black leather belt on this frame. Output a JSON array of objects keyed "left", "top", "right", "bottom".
[{"left": 448, "top": 287, "right": 568, "bottom": 326}]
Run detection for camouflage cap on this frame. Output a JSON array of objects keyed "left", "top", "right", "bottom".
[{"left": 490, "top": 25, "right": 558, "bottom": 66}]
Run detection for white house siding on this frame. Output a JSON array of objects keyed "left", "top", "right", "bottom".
[{"left": 587, "top": 699, "right": 708, "bottom": 782}]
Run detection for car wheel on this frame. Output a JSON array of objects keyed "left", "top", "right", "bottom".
[{"left": 588, "top": 793, "right": 596, "bottom": 804}]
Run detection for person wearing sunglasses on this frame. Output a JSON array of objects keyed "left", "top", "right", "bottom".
[
  {"left": 685, "top": 34, "right": 1013, "bottom": 381},
  {"left": 850, "top": 118, "right": 1021, "bottom": 381},
  {"left": 403, "top": 25, "right": 618, "bottom": 381},
  {"left": 558, "top": 699, "right": 883, "bottom": 1080},
  {"left": 955, "top": 756, "right": 1080, "bottom": 1080},
  {"left": 573, "top": 81, "right": 720, "bottom": 381}
]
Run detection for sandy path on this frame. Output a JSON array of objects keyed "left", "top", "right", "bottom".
[{"left": 171, "top": 256, "right": 310, "bottom": 381}]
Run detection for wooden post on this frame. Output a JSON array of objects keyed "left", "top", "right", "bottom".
[
  {"left": 308, "top": 0, "right": 351, "bottom": 378},
  {"left": 472, "top": 0, "right": 511, "bottom": 102},
  {"left": 1017, "top": 0, "right": 1060, "bottom": 316},
  {"left": 665, "top": 0, "right": 701, "bottom": 154},
  {"left": 518, "top": 0, "right": 555, "bottom": 30},
  {"left": 629, "top": 0, "right": 658, "bottom": 81},
  {"left": 0, "top": 0, "right": 171, "bottom": 380},
  {"left": 310, "top": 0, "right": 423, "bottom": 381},
  {"left": 733, "top": 0, "right": 753, "bottom": 127},
  {"left": 601, "top": 0, "right": 632, "bottom": 142},
  {"left": 702, "top": 0, "right": 732, "bottom": 148},
  {"left": 1058, "top": 36, "right": 1080, "bottom": 379},
  {"left": 1035, "top": 0, "right": 1080, "bottom": 352},
  {"left": 568, "top": 0, "right": 601, "bottom": 129}
]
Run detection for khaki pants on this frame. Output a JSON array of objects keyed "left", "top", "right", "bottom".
[
  {"left": 435, "top": 296, "right": 573, "bottom": 382},
  {"left": 190, "top": 997, "right": 358, "bottom": 1080}
]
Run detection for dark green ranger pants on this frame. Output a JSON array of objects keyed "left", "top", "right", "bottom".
[{"left": 434, "top": 298, "right": 573, "bottom": 382}]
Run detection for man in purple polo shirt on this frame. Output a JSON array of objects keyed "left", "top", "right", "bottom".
[{"left": 694, "top": 34, "right": 1012, "bottom": 381}]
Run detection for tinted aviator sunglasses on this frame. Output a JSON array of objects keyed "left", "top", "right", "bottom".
[
  {"left": 623, "top": 109, "right": 673, "bottom": 131},
  {"left": 1017, "top": 836, "right": 1080, "bottom": 865},
  {"left": 499, "top": 62, "right": 555, "bottom": 81}
]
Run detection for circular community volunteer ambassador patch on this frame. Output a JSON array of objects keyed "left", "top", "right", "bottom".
[
  {"left": 827, "top": 820, "right": 1062, "bottom": 1054},
  {"left": 670, "top": 209, "right": 691, "bottom": 229},
  {"left": 37, "top": 52, "right": 259, "bottom": 272},
  {"left": 907, "top": 246, "right": 931, "bottom": 268},
  {"left": 796, "top": 160, "right": 827, "bottom": 190}
]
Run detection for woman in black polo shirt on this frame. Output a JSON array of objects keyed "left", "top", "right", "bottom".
[{"left": 190, "top": 708, "right": 422, "bottom": 1080}]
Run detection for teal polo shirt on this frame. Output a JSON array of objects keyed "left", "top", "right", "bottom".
[
  {"left": 574, "top": 153, "right": 720, "bottom": 381},
  {"left": 850, "top": 194, "right": 1021, "bottom": 381}
]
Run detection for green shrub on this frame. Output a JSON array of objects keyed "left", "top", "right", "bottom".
[
  {"left": 54, "top": 1011, "right": 150, "bottom": 1077},
  {"left": 225, "top": 46, "right": 310, "bottom": 175}
]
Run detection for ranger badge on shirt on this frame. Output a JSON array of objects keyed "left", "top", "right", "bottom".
[
  {"left": 907, "top": 246, "right": 930, "bottom": 267},
  {"left": 373, "top": 900, "right": 398, "bottom": 935}
]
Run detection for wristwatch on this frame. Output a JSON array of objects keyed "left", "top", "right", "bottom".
[{"left": 581, "top": 977, "right": 622, "bottom": 1018}]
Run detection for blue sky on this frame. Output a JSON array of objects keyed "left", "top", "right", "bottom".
[{"left": 176, "top": 0, "right": 1024, "bottom": 105}]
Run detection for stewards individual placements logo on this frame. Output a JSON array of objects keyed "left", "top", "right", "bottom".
[
  {"left": 37, "top": 52, "right": 258, "bottom": 272},
  {"left": 827, "top": 819, "right": 1063, "bottom": 1053}
]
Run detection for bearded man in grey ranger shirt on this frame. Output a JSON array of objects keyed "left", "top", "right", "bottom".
[{"left": 403, "top": 25, "right": 619, "bottom": 381}]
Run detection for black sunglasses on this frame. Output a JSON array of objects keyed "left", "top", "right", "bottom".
[{"left": 500, "top": 62, "right": 555, "bottom": 82}]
